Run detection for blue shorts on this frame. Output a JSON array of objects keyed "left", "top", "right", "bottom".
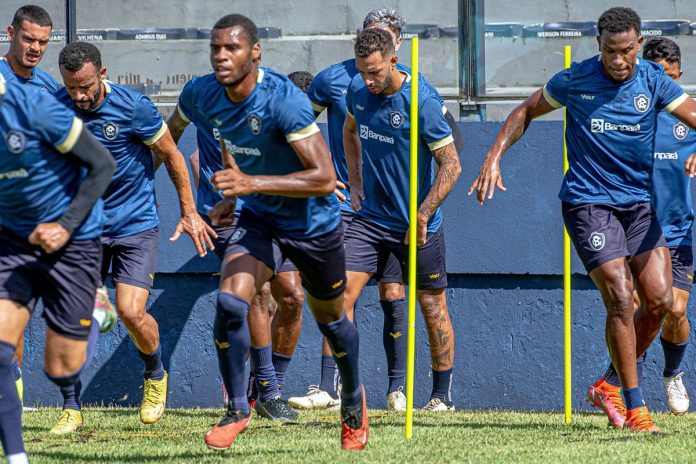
[
  {"left": 101, "top": 227, "right": 159, "bottom": 290},
  {"left": 224, "top": 208, "right": 345, "bottom": 300},
  {"left": 344, "top": 216, "right": 447, "bottom": 290},
  {"left": 340, "top": 211, "right": 402, "bottom": 284},
  {"left": 562, "top": 202, "right": 667, "bottom": 273},
  {"left": 670, "top": 245, "right": 693, "bottom": 292},
  {"left": 204, "top": 215, "right": 298, "bottom": 273},
  {"left": 0, "top": 228, "right": 101, "bottom": 340}
]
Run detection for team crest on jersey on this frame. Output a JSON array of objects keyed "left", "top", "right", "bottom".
[
  {"left": 673, "top": 122, "right": 689, "bottom": 141},
  {"left": 633, "top": 93, "right": 650, "bottom": 113},
  {"left": 247, "top": 114, "right": 262, "bottom": 135},
  {"left": 102, "top": 122, "right": 119, "bottom": 140},
  {"left": 390, "top": 111, "right": 404, "bottom": 129},
  {"left": 5, "top": 130, "right": 25, "bottom": 154},
  {"left": 589, "top": 231, "right": 605, "bottom": 251},
  {"left": 228, "top": 227, "right": 247, "bottom": 244}
]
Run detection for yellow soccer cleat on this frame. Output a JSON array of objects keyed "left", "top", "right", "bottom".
[
  {"left": 140, "top": 372, "right": 168, "bottom": 424},
  {"left": 49, "top": 408, "right": 84, "bottom": 434}
]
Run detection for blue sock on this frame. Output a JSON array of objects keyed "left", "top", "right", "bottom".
[
  {"left": 272, "top": 352, "right": 291, "bottom": 391},
  {"left": 636, "top": 352, "right": 646, "bottom": 386},
  {"left": 604, "top": 363, "right": 621, "bottom": 387},
  {"left": 250, "top": 345, "right": 279, "bottom": 402},
  {"left": 381, "top": 298, "right": 407, "bottom": 395},
  {"left": 432, "top": 368, "right": 453, "bottom": 402},
  {"left": 622, "top": 386, "right": 646, "bottom": 410},
  {"left": 0, "top": 341, "right": 25, "bottom": 457},
  {"left": 214, "top": 292, "right": 250, "bottom": 414},
  {"left": 11, "top": 357, "right": 20, "bottom": 381},
  {"left": 61, "top": 380, "right": 83, "bottom": 411},
  {"left": 58, "top": 319, "right": 100, "bottom": 411},
  {"left": 319, "top": 355, "right": 339, "bottom": 398},
  {"left": 661, "top": 337, "right": 688, "bottom": 378},
  {"left": 139, "top": 344, "right": 165, "bottom": 381},
  {"left": 317, "top": 315, "right": 362, "bottom": 409}
]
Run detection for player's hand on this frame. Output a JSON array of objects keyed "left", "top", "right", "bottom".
[
  {"left": 404, "top": 212, "right": 428, "bottom": 247},
  {"left": 686, "top": 153, "right": 696, "bottom": 177},
  {"left": 335, "top": 180, "right": 347, "bottom": 202},
  {"left": 209, "top": 197, "right": 237, "bottom": 227},
  {"left": 212, "top": 135, "right": 254, "bottom": 197},
  {"left": 468, "top": 154, "right": 506, "bottom": 204},
  {"left": 350, "top": 184, "right": 365, "bottom": 212},
  {"left": 170, "top": 212, "right": 217, "bottom": 257},
  {"left": 28, "top": 222, "right": 70, "bottom": 254}
]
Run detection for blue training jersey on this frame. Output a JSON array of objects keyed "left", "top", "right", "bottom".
[
  {"left": 0, "top": 57, "right": 60, "bottom": 94},
  {"left": 544, "top": 56, "right": 687, "bottom": 206},
  {"left": 0, "top": 78, "right": 103, "bottom": 239},
  {"left": 178, "top": 73, "right": 244, "bottom": 217},
  {"left": 55, "top": 81, "right": 164, "bottom": 238},
  {"left": 346, "top": 70, "right": 453, "bottom": 234},
  {"left": 652, "top": 109, "right": 696, "bottom": 247},
  {"left": 307, "top": 59, "right": 444, "bottom": 214},
  {"left": 195, "top": 67, "right": 340, "bottom": 238}
]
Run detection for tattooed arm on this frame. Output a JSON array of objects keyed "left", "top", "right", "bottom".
[
  {"left": 408, "top": 141, "right": 462, "bottom": 246},
  {"left": 468, "top": 87, "right": 557, "bottom": 204}
]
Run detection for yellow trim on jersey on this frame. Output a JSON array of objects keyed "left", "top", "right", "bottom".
[
  {"left": 143, "top": 121, "right": 168, "bottom": 146},
  {"left": 542, "top": 85, "right": 563, "bottom": 109},
  {"left": 347, "top": 109, "right": 354, "bottom": 118},
  {"left": 286, "top": 122, "right": 320, "bottom": 143},
  {"left": 0, "top": 73, "right": 5, "bottom": 96},
  {"left": 311, "top": 101, "right": 326, "bottom": 113},
  {"left": 257, "top": 68, "right": 265, "bottom": 83},
  {"left": 56, "top": 117, "right": 84, "bottom": 153},
  {"left": 103, "top": 80, "right": 113, "bottom": 93},
  {"left": 428, "top": 135, "right": 454, "bottom": 151},
  {"left": 665, "top": 93, "right": 688, "bottom": 113},
  {"left": 177, "top": 105, "right": 191, "bottom": 124}
]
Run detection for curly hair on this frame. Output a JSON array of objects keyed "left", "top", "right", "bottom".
[
  {"left": 643, "top": 37, "right": 681, "bottom": 66},
  {"left": 59, "top": 42, "right": 102, "bottom": 72},
  {"left": 354, "top": 28, "right": 394, "bottom": 59},
  {"left": 597, "top": 7, "right": 641, "bottom": 36}
]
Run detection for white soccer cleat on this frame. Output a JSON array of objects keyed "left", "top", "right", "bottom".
[
  {"left": 386, "top": 388, "right": 407, "bottom": 412},
  {"left": 664, "top": 372, "right": 689, "bottom": 415},
  {"left": 287, "top": 385, "right": 340, "bottom": 410},
  {"left": 421, "top": 397, "right": 455, "bottom": 412}
]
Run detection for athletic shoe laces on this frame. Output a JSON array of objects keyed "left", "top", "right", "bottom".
[{"left": 666, "top": 373, "right": 688, "bottom": 400}]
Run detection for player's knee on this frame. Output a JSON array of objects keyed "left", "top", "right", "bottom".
[
  {"left": 667, "top": 302, "right": 687, "bottom": 322},
  {"left": 217, "top": 291, "right": 250, "bottom": 325},
  {"left": 118, "top": 302, "right": 146, "bottom": 329},
  {"left": 379, "top": 282, "right": 404, "bottom": 300},
  {"left": 645, "top": 289, "right": 673, "bottom": 316},
  {"left": 279, "top": 286, "right": 305, "bottom": 314},
  {"left": 417, "top": 290, "right": 446, "bottom": 322}
]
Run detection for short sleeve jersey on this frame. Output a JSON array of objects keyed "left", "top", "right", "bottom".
[
  {"left": 307, "top": 59, "right": 445, "bottom": 214},
  {"left": 55, "top": 81, "right": 164, "bottom": 238},
  {"left": 0, "top": 79, "right": 103, "bottom": 239},
  {"left": 345, "top": 70, "right": 453, "bottom": 233},
  {"left": 651, "top": 109, "right": 696, "bottom": 247},
  {"left": 0, "top": 57, "right": 60, "bottom": 94},
  {"left": 178, "top": 73, "right": 244, "bottom": 216},
  {"left": 543, "top": 56, "right": 687, "bottom": 206},
  {"left": 195, "top": 67, "right": 340, "bottom": 238}
]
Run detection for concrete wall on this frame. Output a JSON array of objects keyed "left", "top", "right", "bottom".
[{"left": 19, "top": 122, "right": 696, "bottom": 411}]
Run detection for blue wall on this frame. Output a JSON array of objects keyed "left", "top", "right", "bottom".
[{"left": 21, "top": 121, "right": 696, "bottom": 411}]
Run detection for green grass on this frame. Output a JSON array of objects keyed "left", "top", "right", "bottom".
[{"left": 20, "top": 408, "right": 696, "bottom": 463}]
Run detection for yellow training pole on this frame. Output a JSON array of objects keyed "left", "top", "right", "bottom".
[
  {"left": 563, "top": 45, "right": 572, "bottom": 425},
  {"left": 405, "top": 36, "right": 419, "bottom": 440}
]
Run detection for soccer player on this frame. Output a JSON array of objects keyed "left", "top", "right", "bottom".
[
  {"left": 193, "top": 14, "right": 366, "bottom": 451},
  {"left": 470, "top": 7, "right": 696, "bottom": 432},
  {"left": 47, "top": 41, "right": 216, "bottom": 433},
  {"left": 586, "top": 37, "right": 696, "bottom": 423},
  {"left": 0, "top": 74, "right": 115, "bottom": 464},
  {"left": 166, "top": 72, "right": 310, "bottom": 422},
  {"left": 343, "top": 28, "right": 461, "bottom": 411},
  {"left": 293, "top": 7, "right": 462, "bottom": 413}
]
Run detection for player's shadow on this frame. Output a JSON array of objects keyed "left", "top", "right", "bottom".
[{"left": 80, "top": 255, "right": 219, "bottom": 407}]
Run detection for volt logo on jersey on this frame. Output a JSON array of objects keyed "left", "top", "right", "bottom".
[
  {"left": 102, "top": 122, "right": 119, "bottom": 140},
  {"left": 247, "top": 114, "right": 262, "bottom": 135},
  {"left": 390, "top": 111, "right": 404, "bottom": 128},
  {"left": 5, "top": 130, "right": 25, "bottom": 153},
  {"left": 634, "top": 93, "right": 650, "bottom": 113},
  {"left": 673, "top": 122, "right": 689, "bottom": 141}
]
